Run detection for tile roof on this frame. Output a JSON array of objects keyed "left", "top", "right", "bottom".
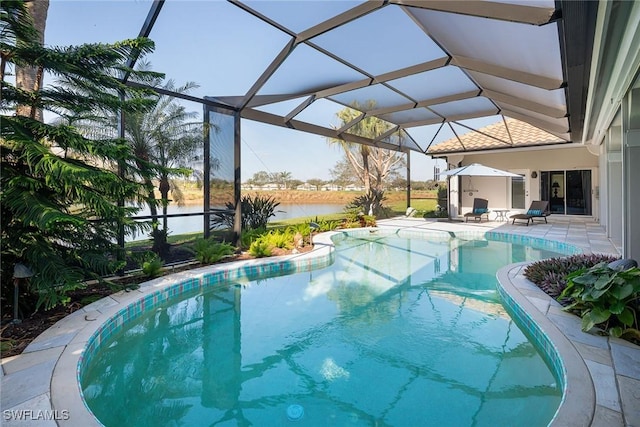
[{"left": 427, "top": 118, "right": 570, "bottom": 154}]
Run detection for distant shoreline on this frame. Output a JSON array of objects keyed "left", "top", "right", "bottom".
[{"left": 176, "top": 189, "right": 436, "bottom": 206}]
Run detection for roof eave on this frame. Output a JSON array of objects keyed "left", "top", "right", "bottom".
[
  {"left": 556, "top": 0, "right": 599, "bottom": 144},
  {"left": 429, "top": 140, "right": 576, "bottom": 158}
]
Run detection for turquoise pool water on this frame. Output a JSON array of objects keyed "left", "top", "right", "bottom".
[{"left": 82, "top": 232, "right": 574, "bottom": 426}]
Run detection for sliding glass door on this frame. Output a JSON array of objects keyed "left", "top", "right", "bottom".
[
  {"left": 566, "top": 170, "right": 592, "bottom": 215},
  {"left": 540, "top": 170, "right": 592, "bottom": 215}
]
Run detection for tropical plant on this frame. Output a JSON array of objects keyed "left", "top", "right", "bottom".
[
  {"left": 524, "top": 254, "right": 619, "bottom": 299},
  {"left": 190, "top": 238, "right": 235, "bottom": 264},
  {"left": 265, "top": 229, "right": 294, "bottom": 250},
  {"left": 341, "top": 208, "right": 377, "bottom": 228},
  {"left": 141, "top": 252, "right": 164, "bottom": 278},
  {"left": 239, "top": 227, "right": 267, "bottom": 250},
  {"left": 248, "top": 240, "right": 272, "bottom": 258},
  {"left": 313, "top": 218, "right": 342, "bottom": 232},
  {"left": 560, "top": 262, "right": 640, "bottom": 341},
  {"left": 210, "top": 194, "right": 281, "bottom": 230},
  {"left": 346, "top": 188, "right": 389, "bottom": 217},
  {"left": 1, "top": 0, "right": 160, "bottom": 310}
]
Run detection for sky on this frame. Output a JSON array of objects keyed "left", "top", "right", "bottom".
[{"left": 42, "top": 0, "right": 500, "bottom": 182}]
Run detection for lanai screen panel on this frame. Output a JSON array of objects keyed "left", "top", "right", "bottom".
[
  {"left": 329, "top": 85, "right": 412, "bottom": 111},
  {"left": 467, "top": 71, "right": 567, "bottom": 115},
  {"left": 257, "top": 44, "right": 367, "bottom": 96},
  {"left": 146, "top": 1, "right": 292, "bottom": 99},
  {"left": 310, "top": 6, "right": 447, "bottom": 76},
  {"left": 208, "top": 109, "right": 236, "bottom": 218},
  {"left": 408, "top": 7, "right": 563, "bottom": 82},
  {"left": 387, "top": 67, "right": 480, "bottom": 104},
  {"left": 78, "top": 0, "right": 591, "bottom": 158},
  {"left": 45, "top": 1, "right": 152, "bottom": 46},
  {"left": 378, "top": 109, "right": 442, "bottom": 127}
]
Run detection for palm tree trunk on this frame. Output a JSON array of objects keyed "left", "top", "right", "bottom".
[
  {"left": 16, "top": 0, "right": 49, "bottom": 121},
  {"left": 159, "top": 176, "right": 170, "bottom": 232},
  {"left": 138, "top": 167, "right": 165, "bottom": 253},
  {"left": 361, "top": 149, "right": 371, "bottom": 194}
]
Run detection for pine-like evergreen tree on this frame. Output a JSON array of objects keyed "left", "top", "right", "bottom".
[{"left": 1, "top": 0, "right": 162, "bottom": 310}]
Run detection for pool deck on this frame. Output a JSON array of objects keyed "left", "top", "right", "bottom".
[{"left": 1, "top": 216, "right": 639, "bottom": 426}]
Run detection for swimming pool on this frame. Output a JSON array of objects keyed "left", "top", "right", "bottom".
[{"left": 80, "top": 230, "right": 579, "bottom": 426}]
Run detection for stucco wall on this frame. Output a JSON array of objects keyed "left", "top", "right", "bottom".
[{"left": 446, "top": 145, "right": 599, "bottom": 218}]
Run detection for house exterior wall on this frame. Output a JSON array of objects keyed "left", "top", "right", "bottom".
[
  {"left": 605, "top": 116, "right": 623, "bottom": 247},
  {"left": 583, "top": 1, "right": 639, "bottom": 258},
  {"left": 623, "top": 87, "right": 640, "bottom": 259},
  {"left": 447, "top": 146, "right": 598, "bottom": 219}
]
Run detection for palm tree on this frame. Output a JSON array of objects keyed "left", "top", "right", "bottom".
[
  {"left": 71, "top": 66, "right": 203, "bottom": 254},
  {"left": 278, "top": 171, "right": 292, "bottom": 189},
  {"left": 328, "top": 101, "right": 405, "bottom": 215},
  {"left": 328, "top": 101, "right": 404, "bottom": 194},
  {"left": 123, "top": 77, "right": 202, "bottom": 253}
]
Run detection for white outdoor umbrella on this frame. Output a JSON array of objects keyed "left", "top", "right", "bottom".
[
  {"left": 438, "top": 163, "right": 522, "bottom": 178},
  {"left": 438, "top": 163, "right": 522, "bottom": 220}
]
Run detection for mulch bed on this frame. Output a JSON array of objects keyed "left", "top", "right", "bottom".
[
  {"left": 1, "top": 243, "right": 313, "bottom": 359},
  {"left": 1, "top": 283, "right": 116, "bottom": 358}
]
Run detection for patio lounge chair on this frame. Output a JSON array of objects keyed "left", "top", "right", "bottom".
[
  {"left": 510, "top": 201, "right": 550, "bottom": 226},
  {"left": 464, "top": 198, "right": 490, "bottom": 222}
]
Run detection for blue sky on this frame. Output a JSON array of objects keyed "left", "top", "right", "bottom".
[{"left": 42, "top": 1, "right": 501, "bottom": 182}]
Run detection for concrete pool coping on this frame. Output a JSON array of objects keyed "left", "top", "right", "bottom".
[{"left": 2, "top": 220, "right": 639, "bottom": 426}]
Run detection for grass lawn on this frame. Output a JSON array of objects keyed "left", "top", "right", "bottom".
[{"left": 125, "top": 196, "right": 439, "bottom": 249}]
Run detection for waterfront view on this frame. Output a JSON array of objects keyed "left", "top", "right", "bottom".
[{"left": 128, "top": 203, "right": 345, "bottom": 242}]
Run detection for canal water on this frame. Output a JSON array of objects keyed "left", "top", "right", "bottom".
[{"left": 128, "top": 203, "right": 344, "bottom": 242}]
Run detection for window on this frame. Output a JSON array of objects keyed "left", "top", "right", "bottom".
[{"left": 511, "top": 175, "right": 525, "bottom": 209}]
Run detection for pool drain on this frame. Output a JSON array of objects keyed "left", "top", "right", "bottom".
[{"left": 286, "top": 404, "right": 304, "bottom": 421}]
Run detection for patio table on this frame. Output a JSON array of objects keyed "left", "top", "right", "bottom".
[{"left": 494, "top": 209, "right": 510, "bottom": 222}]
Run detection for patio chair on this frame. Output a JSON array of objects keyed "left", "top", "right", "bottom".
[
  {"left": 510, "top": 200, "right": 550, "bottom": 226},
  {"left": 464, "top": 198, "right": 490, "bottom": 222}
]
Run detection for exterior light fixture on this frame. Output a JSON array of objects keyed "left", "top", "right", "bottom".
[{"left": 13, "top": 263, "right": 34, "bottom": 324}]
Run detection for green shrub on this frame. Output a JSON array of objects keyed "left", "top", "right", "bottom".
[
  {"left": 265, "top": 229, "right": 293, "bottom": 249},
  {"left": 191, "top": 239, "right": 236, "bottom": 264},
  {"left": 288, "top": 219, "right": 340, "bottom": 236},
  {"left": 248, "top": 240, "right": 272, "bottom": 258},
  {"left": 240, "top": 227, "right": 267, "bottom": 250},
  {"left": 524, "top": 254, "right": 619, "bottom": 300},
  {"left": 210, "top": 195, "right": 281, "bottom": 230},
  {"left": 560, "top": 263, "right": 640, "bottom": 342},
  {"left": 141, "top": 253, "right": 164, "bottom": 278},
  {"left": 340, "top": 209, "right": 377, "bottom": 228},
  {"left": 128, "top": 250, "right": 164, "bottom": 278},
  {"left": 346, "top": 189, "right": 389, "bottom": 218}
]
